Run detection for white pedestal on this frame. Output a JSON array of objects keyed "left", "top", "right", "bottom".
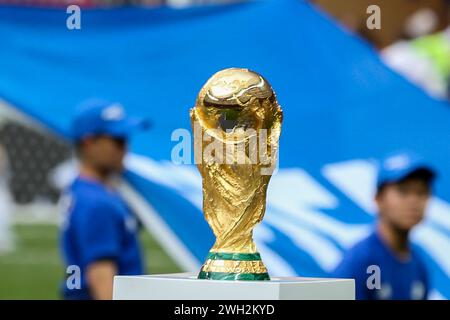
[{"left": 113, "top": 272, "right": 355, "bottom": 300}]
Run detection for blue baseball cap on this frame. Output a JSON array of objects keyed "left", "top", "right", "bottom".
[
  {"left": 70, "top": 99, "right": 150, "bottom": 142},
  {"left": 376, "top": 151, "right": 436, "bottom": 190}
]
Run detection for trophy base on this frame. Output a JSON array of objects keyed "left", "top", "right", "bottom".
[
  {"left": 198, "top": 252, "right": 270, "bottom": 281},
  {"left": 113, "top": 272, "right": 355, "bottom": 300}
]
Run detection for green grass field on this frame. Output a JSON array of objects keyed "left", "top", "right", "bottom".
[{"left": 0, "top": 224, "right": 181, "bottom": 299}]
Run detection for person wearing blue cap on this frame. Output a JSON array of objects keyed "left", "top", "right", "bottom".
[
  {"left": 332, "top": 151, "right": 436, "bottom": 300},
  {"left": 60, "top": 99, "right": 149, "bottom": 300}
]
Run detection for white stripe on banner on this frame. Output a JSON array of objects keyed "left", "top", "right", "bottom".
[
  {"left": 322, "top": 159, "right": 378, "bottom": 215},
  {"left": 118, "top": 181, "right": 201, "bottom": 272},
  {"left": 428, "top": 289, "right": 445, "bottom": 300},
  {"left": 412, "top": 224, "right": 450, "bottom": 278},
  {"left": 264, "top": 213, "right": 342, "bottom": 272},
  {"left": 254, "top": 224, "right": 298, "bottom": 277},
  {"left": 125, "top": 154, "right": 202, "bottom": 209},
  {"left": 267, "top": 169, "right": 370, "bottom": 249},
  {"left": 427, "top": 198, "right": 450, "bottom": 232}
]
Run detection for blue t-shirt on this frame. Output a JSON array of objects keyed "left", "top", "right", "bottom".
[
  {"left": 60, "top": 176, "right": 145, "bottom": 300},
  {"left": 332, "top": 230, "right": 429, "bottom": 300}
]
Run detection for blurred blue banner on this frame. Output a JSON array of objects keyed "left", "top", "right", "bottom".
[{"left": 0, "top": 0, "right": 449, "bottom": 298}]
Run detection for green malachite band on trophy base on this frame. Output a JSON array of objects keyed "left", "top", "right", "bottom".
[
  {"left": 198, "top": 271, "right": 270, "bottom": 281},
  {"left": 206, "top": 252, "right": 262, "bottom": 261}
]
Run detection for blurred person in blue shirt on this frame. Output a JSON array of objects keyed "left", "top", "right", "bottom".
[
  {"left": 60, "top": 99, "right": 149, "bottom": 300},
  {"left": 333, "top": 151, "right": 435, "bottom": 300}
]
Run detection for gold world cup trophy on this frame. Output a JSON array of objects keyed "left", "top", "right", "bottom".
[{"left": 190, "top": 68, "right": 283, "bottom": 281}]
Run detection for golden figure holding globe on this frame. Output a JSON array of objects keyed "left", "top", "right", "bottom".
[{"left": 190, "top": 68, "right": 283, "bottom": 280}]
